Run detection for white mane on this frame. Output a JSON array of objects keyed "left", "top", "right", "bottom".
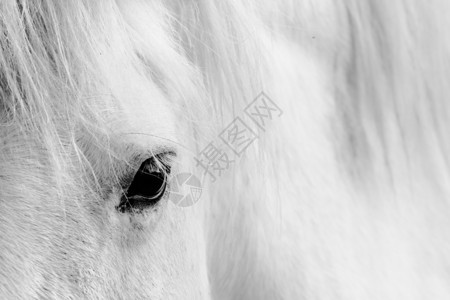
[{"left": 1, "top": 0, "right": 450, "bottom": 298}]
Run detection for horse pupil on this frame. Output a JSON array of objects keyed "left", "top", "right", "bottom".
[{"left": 117, "top": 158, "right": 168, "bottom": 213}]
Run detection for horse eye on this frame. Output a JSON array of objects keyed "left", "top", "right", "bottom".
[{"left": 117, "top": 154, "right": 171, "bottom": 213}]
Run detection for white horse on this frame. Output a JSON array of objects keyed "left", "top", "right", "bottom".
[{"left": 1, "top": 0, "right": 450, "bottom": 299}]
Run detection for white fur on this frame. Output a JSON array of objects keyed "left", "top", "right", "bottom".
[{"left": 1, "top": 0, "right": 450, "bottom": 299}]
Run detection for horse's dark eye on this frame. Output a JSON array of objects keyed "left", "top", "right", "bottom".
[{"left": 117, "top": 154, "right": 171, "bottom": 213}]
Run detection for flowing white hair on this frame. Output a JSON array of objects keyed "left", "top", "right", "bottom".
[
  {"left": 0, "top": 0, "right": 207, "bottom": 193},
  {"left": 1, "top": 0, "right": 450, "bottom": 298},
  {"left": 3, "top": 0, "right": 449, "bottom": 184},
  {"left": 335, "top": 1, "right": 450, "bottom": 192}
]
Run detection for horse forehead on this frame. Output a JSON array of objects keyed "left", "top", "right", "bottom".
[
  {"left": 118, "top": 96, "right": 175, "bottom": 145},
  {"left": 100, "top": 76, "right": 178, "bottom": 151}
]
